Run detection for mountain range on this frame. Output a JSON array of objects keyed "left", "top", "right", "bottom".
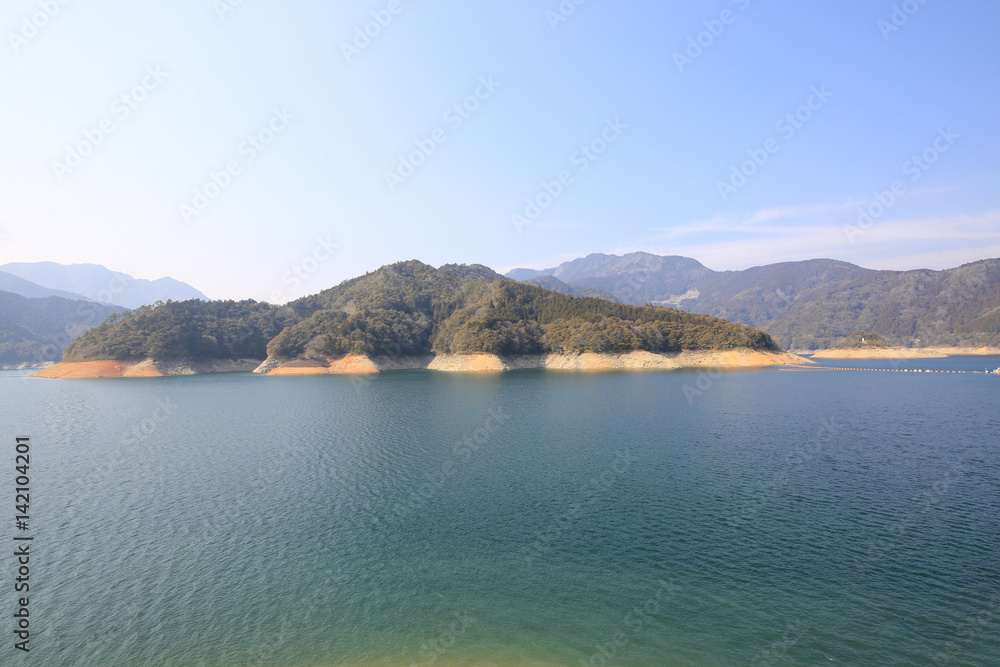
[
  {"left": 5, "top": 254, "right": 999, "bottom": 368},
  {"left": 0, "top": 262, "right": 208, "bottom": 309},
  {"left": 506, "top": 253, "right": 1000, "bottom": 350},
  {"left": 63, "top": 261, "right": 777, "bottom": 366},
  {"left": 0, "top": 269, "right": 96, "bottom": 302},
  {"left": 0, "top": 262, "right": 207, "bottom": 366}
]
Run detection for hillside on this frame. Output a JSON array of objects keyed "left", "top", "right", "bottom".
[
  {"left": 0, "top": 261, "right": 208, "bottom": 309},
  {"left": 765, "top": 260, "right": 1000, "bottom": 349},
  {"left": 58, "top": 261, "right": 779, "bottom": 371},
  {"left": 265, "top": 261, "right": 775, "bottom": 361},
  {"left": 63, "top": 299, "right": 286, "bottom": 362},
  {"left": 506, "top": 253, "right": 1000, "bottom": 349},
  {"left": 0, "top": 291, "right": 124, "bottom": 366},
  {"left": 523, "top": 276, "right": 620, "bottom": 302}
]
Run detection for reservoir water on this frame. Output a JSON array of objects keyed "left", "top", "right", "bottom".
[{"left": 3, "top": 357, "right": 999, "bottom": 665}]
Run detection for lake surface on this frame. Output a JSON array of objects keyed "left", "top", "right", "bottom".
[{"left": 3, "top": 357, "right": 999, "bottom": 665}]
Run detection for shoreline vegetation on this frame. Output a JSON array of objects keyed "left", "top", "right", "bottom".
[{"left": 33, "top": 350, "right": 809, "bottom": 378}]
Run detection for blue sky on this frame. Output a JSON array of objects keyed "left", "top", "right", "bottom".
[{"left": 2, "top": 0, "right": 998, "bottom": 301}]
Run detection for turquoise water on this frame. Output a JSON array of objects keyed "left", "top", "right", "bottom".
[{"left": 3, "top": 358, "right": 999, "bottom": 665}]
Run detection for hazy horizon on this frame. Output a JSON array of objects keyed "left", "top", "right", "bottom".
[
  {"left": 5, "top": 250, "right": 999, "bottom": 305},
  {"left": 3, "top": 0, "right": 998, "bottom": 301}
]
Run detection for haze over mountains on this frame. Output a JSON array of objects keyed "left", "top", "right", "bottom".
[
  {"left": 0, "top": 269, "right": 97, "bottom": 302},
  {"left": 0, "top": 262, "right": 208, "bottom": 309},
  {"left": 0, "top": 262, "right": 207, "bottom": 366},
  {"left": 0, "top": 292, "right": 124, "bottom": 367},
  {"left": 507, "top": 253, "right": 1000, "bottom": 350}
]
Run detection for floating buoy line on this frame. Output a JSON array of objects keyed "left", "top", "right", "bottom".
[{"left": 779, "top": 364, "right": 1000, "bottom": 374}]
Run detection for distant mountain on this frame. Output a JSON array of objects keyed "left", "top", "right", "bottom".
[
  {"left": 506, "top": 253, "right": 1000, "bottom": 349},
  {"left": 0, "top": 262, "right": 208, "bottom": 309},
  {"left": 0, "top": 270, "right": 94, "bottom": 302},
  {"left": 762, "top": 260, "right": 1000, "bottom": 349},
  {"left": 64, "top": 261, "right": 777, "bottom": 363},
  {"left": 0, "top": 291, "right": 124, "bottom": 366},
  {"left": 513, "top": 253, "right": 717, "bottom": 306},
  {"left": 523, "top": 276, "right": 621, "bottom": 302},
  {"left": 512, "top": 253, "right": 711, "bottom": 289}
]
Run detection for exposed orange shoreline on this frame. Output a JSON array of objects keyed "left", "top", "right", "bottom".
[
  {"left": 34, "top": 351, "right": 811, "bottom": 378},
  {"left": 31, "top": 358, "right": 262, "bottom": 379},
  {"left": 267, "top": 355, "right": 379, "bottom": 375},
  {"left": 32, "top": 360, "right": 164, "bottom": 378},
  {"left": 36, "top": 347, "right": 998, "bottom": 378}
]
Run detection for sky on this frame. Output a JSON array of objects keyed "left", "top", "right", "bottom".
[{"left": 2, "top": 0, "right": 999, "bottom": 302}]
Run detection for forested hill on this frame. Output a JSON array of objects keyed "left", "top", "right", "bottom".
[
  {"left": 63, "top": 300, "right": 286, "bottom": 362},
  {"left": 63, "top": 261, "right": 777, "bottom": 362},
  {"left": 0, "top": 291, "right": 124, "bottom": 366},
  {"left": 763, "top": 260, "right": 1000, "bottom": 348}
]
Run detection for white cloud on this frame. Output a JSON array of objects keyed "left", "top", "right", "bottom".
[{"left": 641, "top": 206, "right": 1000, "bottom": 271}]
